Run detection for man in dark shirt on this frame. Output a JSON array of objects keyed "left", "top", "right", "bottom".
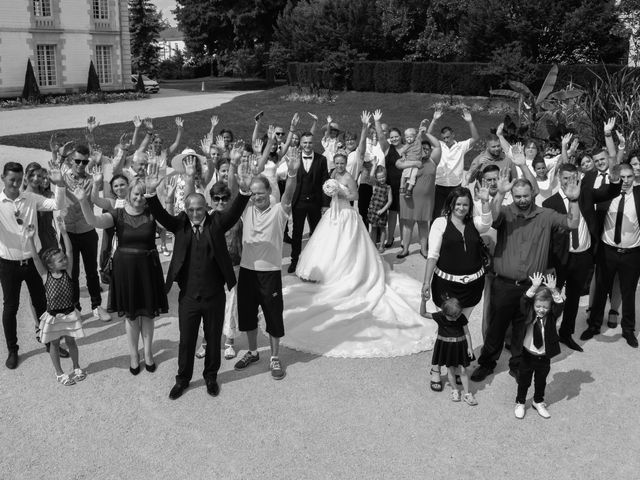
[{"left": 470, "top": 172, "right": 580, "bottom": 382}]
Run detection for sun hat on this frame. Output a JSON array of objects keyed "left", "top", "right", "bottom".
[
  {"left": 170, "top": 148, "right": 212, "bottom": 174},
  {"left": 322, "top": 122, "right": 341, "bottom": 132}
]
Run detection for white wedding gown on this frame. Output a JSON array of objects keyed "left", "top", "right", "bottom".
[{"left": 281, "top": 192, "right": 437, "bottom": 358}]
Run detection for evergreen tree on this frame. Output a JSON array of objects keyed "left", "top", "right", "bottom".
[
  {"left": 86, "top": 60, "right": 101, "bottom": 93},
  {"left": 129, "top": 0, "right": 162, "bottom": 76},
  {"left": 21, "top": 59, "right": 40, "bottom": 102}
]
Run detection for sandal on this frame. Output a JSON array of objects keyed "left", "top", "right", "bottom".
[
  {"left": 451, "top": 389, "right": 461, "bottom": 402},
  {"left": 607, "top": 309, "right": 619, "bottom": 329},
  {"left": 195, "top": 344, "right": 207, "bottom": 359},
  {"left": 463, "top": 392, "right": 478, "bottom": 406},
  {"left": 430, "top": 368, "right": 443, "bottom": 392},
  {"left": 224, "top": 344, "right": 237, "bottom": 360},
  {"left": 73, "top": 368, "right": 87, "bottom": 382},
  {"left": 56, "top": 373, "right": 76, "bottom": 386}
]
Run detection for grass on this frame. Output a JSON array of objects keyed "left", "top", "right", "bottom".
[{"left": 0, "top": 86, "right": 505, "bottom": 163}]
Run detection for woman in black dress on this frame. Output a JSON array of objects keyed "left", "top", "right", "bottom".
[
  {"left": 74, "top": 181, "right": 168, "bottom": 374},
  {"left": 421, "top": 186, "right": 492, "bottom": 390}
]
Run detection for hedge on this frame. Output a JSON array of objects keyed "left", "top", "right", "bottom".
[{"left": 288, "top": 61, "right": 631, "bottom": 96}]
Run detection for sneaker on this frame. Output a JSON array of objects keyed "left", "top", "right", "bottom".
[
  {"left": 463, "top": 392, "right": 478, "bottom": 406},
  {"left": 514, "top": 403, "right": 526, "bottom": 419},
  {"left": 270, "top": 357, "right": 286, "bottom": 380},
  {"left": 532, "top": 401, "right": 551, "bottom": 419},
  {"left": 234, "top": 351, "right": 259, "bottom": 370},
  {"left": 451, "top": 389, "right": 461, "bottom": 402},
  {"left": 93, "top": 306, "right": 111, "bottom": 322},
  {"left": 195, "top": 344, "right": 207, "bottom": 359}
]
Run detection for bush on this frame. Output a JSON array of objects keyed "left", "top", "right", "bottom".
[
  {"left": 373, "top": 61, "right": 412, "bottom": 93},
  {"left": 0, "top": 91, "right": 148, "bottom": 109},
  {"left": 410, "top": 62, "right": 440, "bottom": 93},
  {"left": 352, "top": 61, "right": 376, "bottom": 91}
]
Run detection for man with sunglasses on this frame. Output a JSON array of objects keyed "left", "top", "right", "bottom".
[
  {"left": 60, "top": 144, "right": 111, "bottom": 321},
  {"left": 0, "top": 162, "right": 66, "bottom": 369}
]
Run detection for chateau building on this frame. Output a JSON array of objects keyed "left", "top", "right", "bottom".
[{"left": 0, "top": 0, "right": 132, "bottom": 97}]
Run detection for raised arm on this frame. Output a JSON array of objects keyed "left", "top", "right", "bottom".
[
  {"left": 131, "top": 116, "right": 142, "bottom": 147},
  {"left": 89, "top": 165, "right": 115, "bottom": 211},
  {"left": 143, "top": 163, "right": 180, "bottom": 232},
  {"left": 511, "top": 143, "right": 539, "bottom": 197},
  {"left": 255, "top": 125, "right": 276, "bottom": 174},
  {"left": 462, "top": 108, "right": 479, "bottom": 146},
  {"left": 496, "top": 122, "right": 512, "bottom": 158},
  {"left": 168, "top": 117, "right": 184, "bottom": 155},
  {"left": 603, "top": 118, "right": 617, "bottom": 159},
  {"left": 279, "top": 113, "right": 300, "bottom": 160},
  {"left": 492, "top": 169, "right": 515, "bottom": 220},
  {"left": 426, "top": 107, "right": 443, "bottom": 136},
  {"left": 426, "top": 131, "right": 441, "bottom": 165},
  {"left": 474, "top": 182, "right": 493, "bottom": 233},
  {"left": 71, "top": 186, "right": 114, "bottom": 230},
  {"left": 208, "top": 115, "right": 219, "bottom": 138},
  {"left": 281, "top": 147, "right": 301, "bottom": 216},
  {"left": 136, "top": 118, "right": 154, "bottom": 154},
  {"left": 25, "top": 226, "right": 47, "bottom": 277},
  {"left": 615, "top": 130, "right": 626, "bottom": 165},
  {"left": 251, "top": 113, "right": 262, "bottom": 146},
  {"left": 308, "top": 112, "right": 318, "bottom": 138},
  {"left": 373, "top": 109, "right": 389, "bottom": 155},
  {"left": 57, "top": 215, "right": 74, "bottom": 274}
]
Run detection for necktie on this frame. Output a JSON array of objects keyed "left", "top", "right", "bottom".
[
  {"left": 194, "top": 224, "right": 201, "bottom": 241},
  {"left": 614, "top": 191, "right": 626, "bottom": 245},
  {"left": 533, "top": 317, "right": 544, "bottom": 349},
  {"left": 566, "top": 198, "right": 579, "bottom": 250},
  {"left": 598, "top": 172, "right": 608, "bottom": 187}
]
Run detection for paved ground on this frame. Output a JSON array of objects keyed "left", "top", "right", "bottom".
[{"left": 1, "top": 97, "right": 639, "bottom": 478}]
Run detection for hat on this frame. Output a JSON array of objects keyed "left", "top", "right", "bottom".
[
  {"left": 323, "top": 122, "right": 341, "bottom": 132},
  {"left": 170, "top": 148, "right": 212, "bottom": 174}
]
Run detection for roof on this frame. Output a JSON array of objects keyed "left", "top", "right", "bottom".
[{"left": 159, "top": 27, "right": 184, "bottom": 41}]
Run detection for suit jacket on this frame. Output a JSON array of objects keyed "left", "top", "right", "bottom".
[
  {"left": 146, "top": 193, "right": 249, "bottom": 293},
  {"left": 543, "top": 176, "right": 621, "bottom": 266},
  {"left": 293, "top": 152, "right": 330, "bottom": 208},
  {"left": 520, "top": 293, "right": 563, "bottom": 358}
]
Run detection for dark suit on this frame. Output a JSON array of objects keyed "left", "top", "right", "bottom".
[
  {"left": 147, "top": 193, "right": 249, "bottom": 386},
  {"left": 290, "top": 152, "right": 330, "bottom": 263},
  {"left": 587, "top": 185, "right": 640, "bottom": 334},
  {"left": 543, "top": 179, "right": 621, "bottom": 336}
]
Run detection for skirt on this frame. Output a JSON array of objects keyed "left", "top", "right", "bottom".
[
  {"left": 431, "top": 337, "right": 473, "bottom": 368},
  {"left": 108, "top": 248, "right": 169, "bottom": 319},
  {"left": 431, "top": 272, "right": 484, "bottom": 308},
  {"left": 39, "top": 310, "right": 85, "bottom": 344}
]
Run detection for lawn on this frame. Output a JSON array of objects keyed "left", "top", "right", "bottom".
[{"left": 0, "top": 86, "right": 505, "bottom": 162}]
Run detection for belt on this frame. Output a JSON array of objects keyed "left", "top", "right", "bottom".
[
  {"left": 604, "top": 244, "right": 640, "bottom": 254},
  {"left": 118, "top": 247, "right": 157, "bottom": 255},
  {"left": 0, "top": 257, "right": 32, "bottom": 266},
  {"left": 434, "top": 266, "right": 484, "bottom": 284},
  {"left": 495, "top": 275, "right": 531, "bottom": 286},
  {"left": 437, "top": 334, "right": 466, "bottom": 343}
]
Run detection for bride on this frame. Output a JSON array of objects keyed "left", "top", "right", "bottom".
[{"left": 281, "top": 150, "right": 437, "bottom": 358}]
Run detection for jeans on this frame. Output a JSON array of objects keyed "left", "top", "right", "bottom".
[{"left": 0, "top": 258, "right": 47, "bottom": 352}]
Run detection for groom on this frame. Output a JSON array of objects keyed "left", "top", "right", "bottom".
[
  {"left": 288, "top": 132, "right": 329, "bottom": 273},
  {"left": 144, "top": 163, "right": 251, "bottom": 399}
]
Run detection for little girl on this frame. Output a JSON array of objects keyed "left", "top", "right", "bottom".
[
  {"left": 420, "top": 296, "right": 477, "bottom": 406},
  {"left": 367, "top": 166, "right": 392, "bottom": 253},
  {"left": 26, "top": 218, "right": 86, "bottom": 386}
]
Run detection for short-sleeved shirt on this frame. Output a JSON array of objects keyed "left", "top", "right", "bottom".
[
  {"left": 432, "top": 311, "right": 468, "bottom": 338},
  {"left": 436, "top": 139, "right": 473, "bottom": 187},
  {"left": 492, "top": 203, "right": 567, "bottom": 281},
  {"left": 240, "top": 203, "right": 288, "bottom": 271}
]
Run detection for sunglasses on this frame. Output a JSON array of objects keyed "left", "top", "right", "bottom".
[
  {"left": 14, "top": 206, "right": 23, "bottom": 225},
  {"left": 213, "top": 195, "right": 229, "bottom": 202},
  {"left": 275, "top": 132, "right": 285, "bottom": 136},
  {"left": 74, "top": 159, "right": 90, "bottom": 165}
]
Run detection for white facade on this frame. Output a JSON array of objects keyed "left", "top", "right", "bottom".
[
  {"left": 0, "top": 0, "right": 132, "bottom": 97},
  {"left": 158, "top": 27, "right": 185, "bottom": 61}
]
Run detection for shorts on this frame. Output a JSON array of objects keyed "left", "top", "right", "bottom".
[{"left": 237, "top": 267, "right": 284, "bottom": 338}]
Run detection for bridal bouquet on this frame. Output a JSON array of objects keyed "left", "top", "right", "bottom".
[{"left": 322, "top": 179, "right": 341, "bottom": 197}]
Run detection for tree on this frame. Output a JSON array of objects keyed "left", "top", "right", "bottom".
[
  {"left": 129, "top": 0, "right": 162, "bottom": 75},
  {"left": 86, "top": 60, "right": 101, "bottom": 93},
  {"left": 21, "top": 59, "right": 40, "bottom": 102},
  {"left": 614, "top": 0, "right": 640, "bottom": 65}
]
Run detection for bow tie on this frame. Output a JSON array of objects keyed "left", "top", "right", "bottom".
[{"left": 303, "top": 156, "right": 312, "bottom": 160}]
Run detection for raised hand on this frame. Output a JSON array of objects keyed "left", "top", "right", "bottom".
[
  {"left": 496, "top": 122, "right": 504, "bottom": 137},
  {"left": 175, "top": 116, "right": 184, "bottom": 128},
  {"left": 253, "top": 138, "right": 264, "bottom": 154},
  {"left": 563, "top": 175, "right": 580, "bottom": 200},
  {"left": 307, "top": 112, "right": 318, "bottom": 121},
  {"left": 361, "top": 110, "right": 371, "bottom": 126},
  {"left": 166, "top": 175, "right": 178, "bottom": 203},
  {"left": 326, "top": 115, "right": 333, "bottom": 125},
  {"left": 373, "top": 109, "right": 383, "bottom": 122},
  {"left": 286, "top": 146, "right": 301, "bottom": 173},
  {"left": 229, "top": 145, "right": 243, "bottom": 166},
  {"left": 497, "top": 168, "right": 515, "bottom": 194},
  {"left": 568, "top": 138, "right": 579, "bottom": 156},
  {"left": 86, "top": 116, "right": 99, "bottom": 133},
  {"left": 511, "top": 142, "right": 526, "bottom": 166},
  {"left": 432, "top": 107, "right": 444, "bottom": 121},
  {"left": 210, "top": 115, "right": 219, "bottom": 129},
  {"left": 236, "top": 167, "right": 253, "bottom": 193},
  {"left": 143, "top": 117, "right": 154, "bottom": 131},
  {"left": 47, "top": 162, "right": 64, "bottom": 186},
  {"left": 477, "top": 179, "right": 490, "bottom": 203},
  {"left": 133, "top": 115, "right": 142, "bottom": 128},
  {"left": 144, "top": 163, "right": 163, "bottom": 194},
  {"left": 529, "top": 272, "right": 544, "bottom": 288},
  {"left": 91, "top": 146, "right": 103, "bottom": 164},
  {"left": 561, "top": 133, "right": 573, "bottom": 147},
  {"left": 49, "top": 132, "right": 62, "bottom": 153},
  {"left": 616, "top": 130, "right": 626, "bottom": 149},
  {"left": 90, "top": 164, "right": 103, "bottom": 184},
  {"left": 461, "top": 108, "right": 473, "bottom": 123},
  {"left": 183, "top": 156, "right": 197, "bottom": 177},
  {"left": 604, "top": 117, "right": 616, "bottom": 134},
  {"left": 71, "top": 186, "right": 87, "bottom": 201},
  {"left": 200, "top": 133, "right": 213, "bottom": 156},
  {"left": 544, "top": 273, "right": 557, "bottom": 290},
  {"left": 267, "top": 124, "right": 276, "bottom": 140},
  {"left": 290, "top": 112, "right": 300, "bottom": 129},
  {"left": 119, "top": 132, "right": 132, "bottom": 151},
  {"left": 215, "top": 135, "right": 225, "bottom": 149}
]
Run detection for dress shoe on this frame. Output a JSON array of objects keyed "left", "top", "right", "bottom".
[
  {"left": 622, "top": 332, "right": 639, "bottom": 348},
  {"left": 559, "top": 335, "right": 583, "bottom": 352},
  {"left": 129, "top": 364, "right": 141, "bottom": 375},
  {"left": 145, "top": 363, "right": 157, "bottom": 373},
  {"left": 5, "top": 351, "right": 18, "bottom": 370},
  {"left": 514, "top": 403, "right": 526, "bottom": 419},
  {"left": 287, "top": 261, "right": 297, "bottom": 274},
  {"left": 205, "top": 379, "right": 220, "bottom": 397},
  {"left": 396, "top": 250, "right": 410, "bottom": 259},
  {"left": 532, "top": 401, "right": 551, "bottom": 419},
  {"left": 470, "top": 365, "right": 493, "bottom": 382},
  {"left": 169, "top": 383, "right": 188, "bottom": 400},
  {"left": 579, "top": 327, "right": 599, "bottom": 341}
]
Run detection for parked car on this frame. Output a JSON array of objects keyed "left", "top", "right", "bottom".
[{"left": 131, "top": 74, "right": 159, "bottom": 93}]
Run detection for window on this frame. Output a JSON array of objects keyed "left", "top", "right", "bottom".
[
  {"left": 92, "top": 0, "right": 108, "bottom": 19},
  {"left": 33, "top": 0, "right": 52, "bottom": 16},
  {"left": 36, "top": 45, "right": 57, "bottom": 86},
  {"left": 95, "top": 45, "right": 113, "bottom": 84}
]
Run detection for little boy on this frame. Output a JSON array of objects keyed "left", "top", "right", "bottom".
[
  {"left": 398, "top": 127, "right": 424, "bottom": 198},
  {"left": 515, "top": 272, "right": 564, "bottom": 420}
]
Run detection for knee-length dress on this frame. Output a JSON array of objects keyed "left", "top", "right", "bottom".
[
  {"left": 431, "top": 312, "right": 472, "bottom": 367},
  {"left": 39, "top": 271, "right": 85, "bottom": 344},
  {"left": 399, "top": 158, "right": 436, "bottom": 223},
  {"left": 367, "top": 184, "right": 391, "bottom": 227},
  {"left": 430, "top": 217, "right": 485, "bottom": 308},
  {"left": 108, "top": 208, "right": 168, "bottom": 318},
  {"left": 385, "top": 146, "right": 402, "bottom": 212}
]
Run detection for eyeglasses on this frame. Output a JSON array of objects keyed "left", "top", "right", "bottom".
[
  {"left": 74, "top": 159, "right": 90, "bottom": 165},
  {"left": 213, "top": 195, "right": 229, "bottom": 202}
]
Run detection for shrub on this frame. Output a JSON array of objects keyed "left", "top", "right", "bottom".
[
  {"left": 410, "top": 62, "right": 440, "bottom": 93},
  {"left": 352, "top": 61, "right": 376, "bottom": 91},
  {"left": 373, "top": 61, "right": 412, "bottom": 93}
]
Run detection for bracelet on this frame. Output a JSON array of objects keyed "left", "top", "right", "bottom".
[
  {"left": 287, "top": 172, "right": 297, "bottom": 178},
  {"left": 604, "top": 133, "right": 612, "bottom": 137},
  {"left": 618, "top": 145, "right": 626, "bottom": 151}
]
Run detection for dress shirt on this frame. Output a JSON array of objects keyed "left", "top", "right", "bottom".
[
  {"left": 435, "top": 139, "right": 472, "bottom": 187},
  {"left": 593, "top": 171, "right": 609, "bottom": 189},
  {"left": 0, "top": 186, "right": 64, "bottom": 260},
  {"left": 601, "top": 189, "right": 640, "bottom": 248},
  {"left": 302, "top": 155, "right": 313, "bottom": 172},
  {"left": 523, "top": 317, "right": 546, "bottom": 355},
  {"left": 559, "top": 190, "right": 590, "bottom": 253}
]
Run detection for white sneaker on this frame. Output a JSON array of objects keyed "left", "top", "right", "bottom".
[
  {"left": 514, "top": 403, "right": 526, "bottom": 419},
  {"left": 93, "top": 306, "right": 111, "bottom": 322},
  {"left": 532, "top": 401, "right": 551, "bottom": 419}
]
